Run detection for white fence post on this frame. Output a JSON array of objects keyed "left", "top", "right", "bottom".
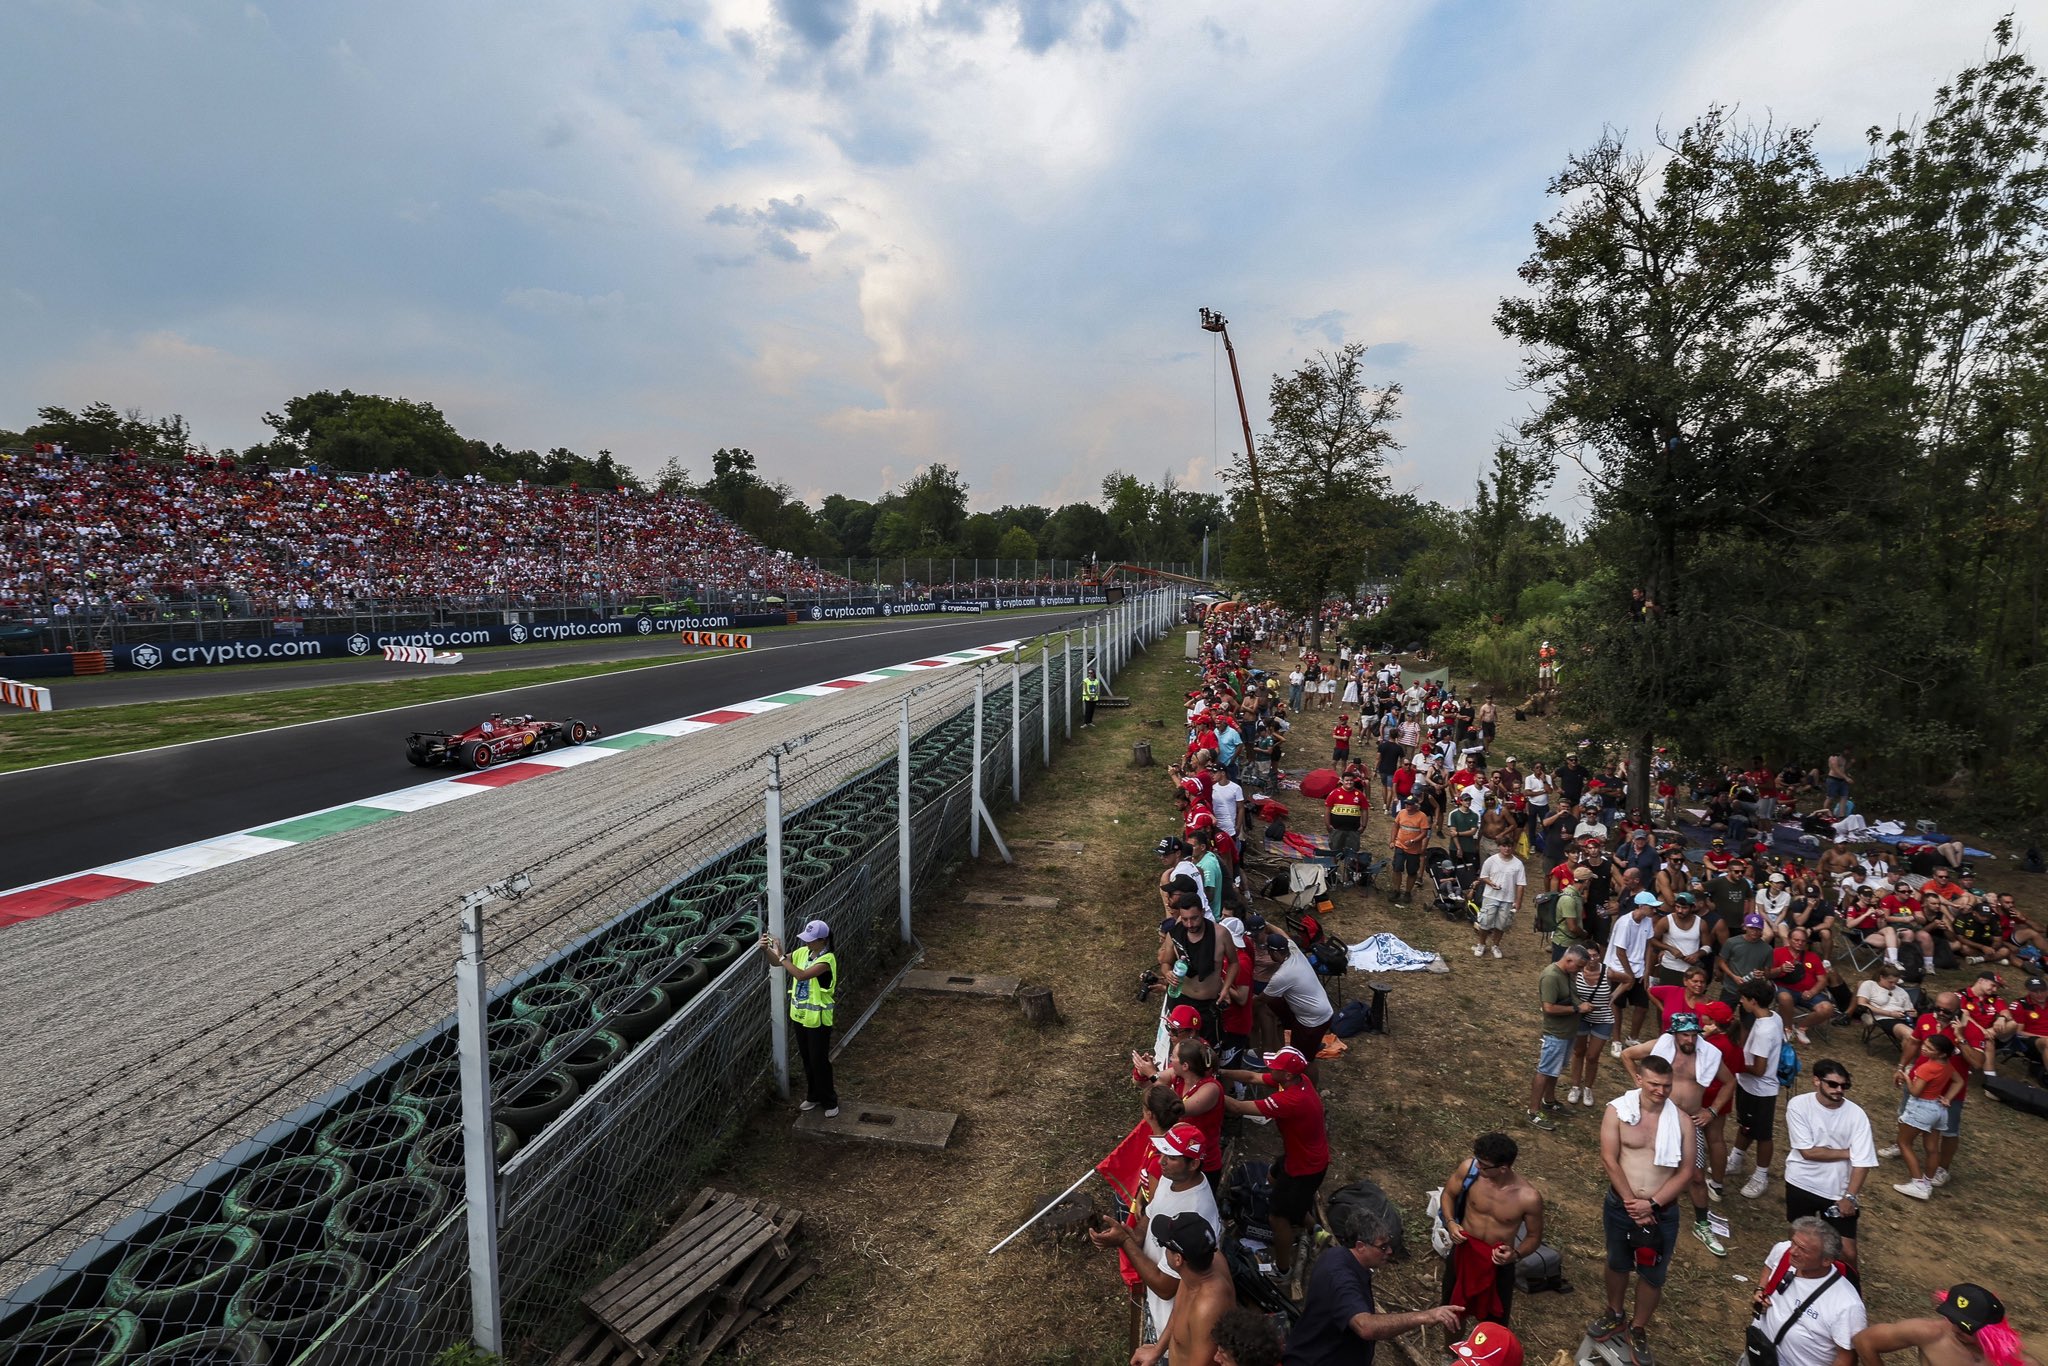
[
  {"left": 1063, "top": 631, "right": 1074, "bottom": 739},
  {"left": 765, "top": 752, "right": 790, "bottom": 1100},
  {"left": 898, "top": 697, "right": 913, "bottom": 944},
  {"left": 1041, "top": 641, "right": 1051, "bottom": 767},
  {"left": 1010, "top": 648, "right": 1022, "bottom": 805},
  {"left": 970, "top": 667, "right": 985, "bottom": 859},
  {"left": 455, "top": 905, "right": 502, "bottom": 1356}
]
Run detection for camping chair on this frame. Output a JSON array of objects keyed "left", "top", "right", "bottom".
[
  {"left": 1859, "top": 985, "right": 1931, "bottom": 1050},
  {"left": 1838, "top": 927, "right": 1887, "bottom": 976}
]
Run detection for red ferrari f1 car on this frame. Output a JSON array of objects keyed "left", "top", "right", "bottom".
[{"left": 406, "top": 713, "right": 600, "bottom": 770}]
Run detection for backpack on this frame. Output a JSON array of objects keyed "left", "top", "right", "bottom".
[
  {"left": 1332, "top": 998, "right": 1373, "bottom": 1037},
  {"left": 1226, "top": 1160, "right": 1275, "bottom": 1244},
  {"left": 1533, "top": 891, "right": 1562, "bottom": 935},
  {"left": 1777, "top": 1040, "right": 1802, "bottom": 1088}
]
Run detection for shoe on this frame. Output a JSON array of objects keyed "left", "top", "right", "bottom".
[
  {"left": 1581, "top": 1088, "right": 1595, "bottom": 1107},
  {"left": 1587, "top": 1312, "right": 1627, "bottom": 1341},
  {"left": 1724, "top": 1150, "right": 1746, "bottom": 1176},
  {"left": 1706, "top": 1179, "right": 1724, "bottom": 1204},
  {"left": 1566, "top": 1086, "right": 1582, "bottom": 1104},
  {"left": 1692, "top": 1220, "right": 1728, "bottom": 1257},
  {"left": 1542, "top": 1099, "right": 1568, "bottom": 1113},
  {"left": 1529, "top": 1111, "right": 1557, "bottom": 1130},
  {"left": 1795, "top": 1027, "right": 1812, "bottom": 1045},
  {"left": 1967, "top": 955, "right": 1986, "bottom": 965},
  {"left": 1629, "top": 1328, "right": 1654, "bottom": 1366},
  {"left": 1609, "top": 1039, "right": 1623, "bottom": 1058},
  {"left": 1490, "top": 944, "right": 1503, "bottom": 959},
  {"left": 799, "top": 1101, "right": 819, "bottom": 1111},
  {"left": 1741, "top": 1170, "right": 1769, "bottom": 1199},
  {"left": 1894, "top": 1178, "right": 1933, "bottom": 1200},
  {"left": 1473, "top": 944, "right": 1487, "bottom": 957},
  {"left": 823, "top": 1107, "right": 840, "bottom": 1118},
  {"left": 1877, "top": 1145, "right": 1900, "bottom": 1159},
  {"left": 1931, "top": 1167, "right": 1950, "bottom": 1187}
]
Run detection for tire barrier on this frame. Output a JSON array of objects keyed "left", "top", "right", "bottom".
[
  {"left": 222, "top": 1252, "right": 366, "bottom": 1350},
  {"left": 321, "top": 1176, "right": 452, "bottom": 1266},
  {"left": 0, "top": 635, "right": 1097, "bottom": 1357},
  {"left": 0, "top": 1306, "right": 146, "bottom": 1363},
  {"left": 131, "top": 1326, "right": 274, "bottom": 1365},
  {"left": 106, "top": 1223, "right": 263, "bottom": 1328},
  {"left": 221, "top": 1157, "right": 355, "bottom": 1246}
]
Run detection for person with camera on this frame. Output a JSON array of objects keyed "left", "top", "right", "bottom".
[
  {"left": 761, "top": 919, "right": 838, "bottom": 1118},
  {"left": 1285, "top": 1195, "right": 1463, "bottom": 1365},
  {"left": 1593, "top": 1054, "right": 1694, "bottom": 1360},
  {"left": 1875, "top": 991, "right": 1986, "bottom": 1187},
  {"left": 1087, "top": 1123, "right": 1224, "bottom": 1356},
  {"left": 1745, "top": 1216, "right": 1866, "bottom": 1366}
]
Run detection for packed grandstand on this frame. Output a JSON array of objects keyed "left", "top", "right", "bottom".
[{"left": 0, "top": 448, "right": 853, "bottom": 617}]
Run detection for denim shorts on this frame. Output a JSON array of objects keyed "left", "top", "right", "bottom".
[
  {"left": 1537, "top": 1033, "right": 1573, "bottom": 1077},
  {"left": 1578, "top": 1016, "right": 1614, "bottom": 1041},
  {"left": 1602, "top": 1191, "right": 1680, "bottom": 1287},
  {"left": 1899, "top": 1095, "right": 1948, "bottom": 1133}
]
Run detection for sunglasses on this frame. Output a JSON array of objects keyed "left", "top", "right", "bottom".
[{"left": 1818, "top": 1077, "right": 1852, "bottom": 1091}]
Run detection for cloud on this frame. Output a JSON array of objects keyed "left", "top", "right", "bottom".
[
  {"left": 704, "top": 194, "right": 839, "bottom": 263},
  {"left": 502, "top": 287, "right": 624, "bottom": 318},
  {"left": 774, "top": 0, "right": 857, "bottom": 49},
  {"left": 1363, "top": 342, "right": 1414, "bottom": 368},
  {"left": 1294, "top": 310, "right": 1348, "bottom": 345},
  {"left": 484, "top": 187, "right": 620, "bottom": 230}
]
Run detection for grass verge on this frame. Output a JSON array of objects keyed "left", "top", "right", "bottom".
[{"left": 0, "top": 650, "right": 728, "bottom": 772}]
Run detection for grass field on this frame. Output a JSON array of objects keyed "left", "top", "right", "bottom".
[
  {"left": 678, "top": 630, "right": 2043, "bottom": 1365},
  {"left": 0, "top": 649, "right": 725, "bottom": 772}
]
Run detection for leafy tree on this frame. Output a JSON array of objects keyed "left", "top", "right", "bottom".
[
  {"left": 893, "top": 462, "right": 970, "bottom": 549},
  {"left": 653, "top": 455, "right": 690, "bottom": 495},
  {"left": 1040, "top": 501, "right": 1112, "bottom": 561},
  {"left": 254, "top": 390, "right": 474, "bottom": 476},
  {"left": 996, "top": 524, "right": 1039, "bottom": 564},
  {"left": 817, "top": 494, "right": 878, "bottom": 559},
  {"left": 24, "top": 402, "right": 195, "bottom": 459}
]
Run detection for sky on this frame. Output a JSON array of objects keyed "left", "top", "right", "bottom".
[{"left": 0, "top": 1, "right": 2018, "bottom": 518}]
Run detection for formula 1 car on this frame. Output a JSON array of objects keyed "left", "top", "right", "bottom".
[{"left": 406, "top": 713, "right": 600, "bottom": 770}]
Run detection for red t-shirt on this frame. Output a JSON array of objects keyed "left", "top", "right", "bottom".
[
  {"left": 2011, "top": 998, "right": 2048, "bottom": 1038},
  {"left": 1392, "top": 767, "right": 1417, "bottom": 799},
  {"left": 1771, "top": 948, "right": 1825, "bottom": 995},
  {"left": 1547, "top": 863, "right": 1577, "bottom": 892},
  {"left": 1879, "top": 893, "right": 1920, "bottom": 920},
  {"left": 1174, "top": 1075, "right": 1226, "bottom": 1174},
  {"left": 1451, "top": 768, "right": 1477, "bottom": 791},
  {"left": 1332, "top": 724, "right": 1352, "bottom": 749},
  {"left": 1704, "top": 1034, "right": 1743, "bottom": 1107},
  {"left": 1324, "top": 786, "right": 1365, "bottom": 829},
  {"left": 1913, "top": 1013, "right": 1988, "bottom": 1078},
  {"left": 1222, "top": 946, "right": 1256, "bottom": 1036},
  {"left": 1256, "top": 1079, "right": 1330, "bottom": 1176},
  {"left": 1184, "top": 804, "right": 1218, "bottom": 842},
  {"left": 1959, "top": 991, "right": 2008, "bottom": 1031},
  {"left": 1648, "top": 984, "right": 1705, "bottom": 1031},
  {"left": 1705, "top": 851, "right": 1735, "bottom": 873}
]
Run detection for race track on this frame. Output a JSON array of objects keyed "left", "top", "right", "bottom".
[{"left": 0, "top": 610, "right": 1089, "bottom": 891}]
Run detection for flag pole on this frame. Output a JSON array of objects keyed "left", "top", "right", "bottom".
[{"left": 986, "top": 1168, "right": 1103, "bottom": 1255}]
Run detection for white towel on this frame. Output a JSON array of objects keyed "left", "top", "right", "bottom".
[{"left": 1607, "top": 1087, "right": 1687, "bottom": 1168}]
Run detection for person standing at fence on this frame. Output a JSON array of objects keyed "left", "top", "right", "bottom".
[
  {"left": 1083, "top": 664, "right": 1103, "bottom": 727},
  {"left": 763, "top": 920, "right": 838, "bottom": 1117}
]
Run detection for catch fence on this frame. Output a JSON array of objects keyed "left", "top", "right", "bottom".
[{"left": 0, "top": 593, "right": 1177, "bottom": 1364}]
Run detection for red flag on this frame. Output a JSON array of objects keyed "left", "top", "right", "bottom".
[{"left": 1096, "top": 1122, "right": 1160, "bottom": 1292}]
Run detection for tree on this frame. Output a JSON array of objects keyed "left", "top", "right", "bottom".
[
  {"left": 653, "top": 456, "right": 690, "bottom": 495},
  {"left": 24, "top": 403, "right": 195, "bottom": 459},
  {"left": 996, "top": 524, "right": 1039, "bottom": 564},
  {"left": 255, "top": 390, "right": 474, "bottom": 476},
  {"left": 894, "top": 463, "right": 970, "bottom": 549},
  {"left": 1223, "top": 342, "right": 1403, "bottom": 646},
  {"left": 1040, "top": 501, "right": 1112, "bottom": 561}
]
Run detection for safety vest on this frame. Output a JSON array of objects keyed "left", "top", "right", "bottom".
[
  {"left": 788, "top": 947, "right": 836, "bottom": 1028},
  {"left": 1082, "top": 675, "right": 1102, "bottom": 701}
]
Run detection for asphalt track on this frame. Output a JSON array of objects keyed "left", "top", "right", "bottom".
[{"left": 0, "top": 609, "right": 1090, "bottom": 891}]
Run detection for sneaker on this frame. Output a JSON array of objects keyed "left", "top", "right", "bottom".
[
  {"left": 1967, "top": 955, "right": 1986, "bottom": 965},
  {"left": 1706, "top": 1179, "right": 1724, "bottom": 1204},
  {"left": 1931, "top": 1167, "right": 1950, "bottom": 1187},
  {"left": 1795, "top": 1026, "right": 1812, "bottom": 1045},
  {"left": 1609, "top": 1038, "right": 1624, "bottom": 1058},
  {"left": 1473, "top": 944, "right": 1487, "bottom": 957},
  {"left": 1876, "top": 1145, "right": 1900, "bottom": 1159},
  {"left": 1894, "top": 1177, "right": 1933, "bottom": 1200},
  {"left": 1741, "top": 1170, "right": 1769, "bottom": 1199},
  {"left": 799, "top": 1101, "right": 819, "bottom": 1111},
  {"left": 1542, "top": 1099, "right": 1568, "bottom": 1113},
  {"left": 823, "top": 1107, "right": 840, "bottom": 1118},
  {"left": 1566, "top": 1086, "right": 1582, "bottom": 1104},
  {"left": 1587, "top": 1312, "right": 1627, "bottom": 1341},
  {"left": 1581, "top": 1088, "right": 1596, "bottom": 1107},
  {"left": 1490, "top": 944, "right": 1503, "bottom": 959},
  {"left": 1692, "top": 1220, "right": 1728, "bottom": 1257},
  {"left": 1724, "top": 1150, "right": 1746, "bottom": 1176},
  {"left": 1529, "top": 1111, "right": 1557, "bottom": 1131},
  {"left": 1629, "top": 1328, "right": 1654, "bottom": 1366}
]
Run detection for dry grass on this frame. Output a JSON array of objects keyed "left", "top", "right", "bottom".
[{"left": 686, "top": 641, "right": 2047, "bottom": 1366}]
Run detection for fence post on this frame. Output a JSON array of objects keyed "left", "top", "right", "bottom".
[
  {"left": 765, "top": 752, "right": 790, "bottom": 1100},
  {"left": 455, "top": 904, "right": 503, "bottom": 1356},
  {"left": 970, "top": 667, "right": 985, "bottom": 859},
  {"left": 1010, "top": 648, "right": 1022, "bottom": 804},
  {"left": 1063, "top": 631, "right": 1074, "bottom": 739},
  {"left": 1041, "top": 640, "right": 1051, "bottom": 767},
  {"left": 898, "top": 697, "right": 913, "bottom": 944}
]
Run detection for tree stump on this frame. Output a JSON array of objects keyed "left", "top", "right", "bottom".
[
  {"left": 1018, "top": 984, "right": 1062, "bottom": 1026},
  {"left": 1131, "top": 741, "right": 1153, "bottom": 767}
]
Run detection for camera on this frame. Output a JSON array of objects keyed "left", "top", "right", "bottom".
[{"left": 1135, "top": 969, "right": 1162, "bottom": 1003}]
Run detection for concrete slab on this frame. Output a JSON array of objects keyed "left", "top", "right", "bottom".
[
  {"left": 902, "top": 970, "right": 1022, "bottom": 999},
  {"left": 965, "top": 891, "right": 1060, "bottom": 910},
  {"left": 793, "top": 1103, "right": 957, "bottom": 1151}
]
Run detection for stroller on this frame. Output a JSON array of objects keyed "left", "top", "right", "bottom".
[{"left": 1424, "top": 845, "right": 1476, "bottom": 922}]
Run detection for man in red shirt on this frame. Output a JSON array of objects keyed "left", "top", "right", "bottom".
[
  {"left": 1886, "top": 992, "right": 1988, "bottom": 1188},
  {"left": 1332, "top": 714, "right": 1353, "bottom": 765},
  {"left": 1768, "top": 926, "right": 1835, "bottom": 1043},
  {"left": 1957, "top": 971, "right": 2009, "bottom": 1033},
  {"left": 1704, "top": 838, "right": 1735, "bottom": 875},
  {"left": 1324, "top": 773, "right": 1367, "bottom": 870},
  {"left": 1991, "top": 976, "right": 2048, "bottom": 1074},
  {"left": 1221, "top": 1046, "right": 1328, "bottom": 1280}
]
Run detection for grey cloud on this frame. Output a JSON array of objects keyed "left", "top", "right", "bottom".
[
  {"left": 704, "top": 194, "right": 838, "bottom": 264},
  {"left": 865, "top": 13, "right": 897, "bottom": 75},
  {"left": 775, "top": 0, "right": 857, "bottom": 49},
  {"left": 827, "top": 114, "right": 928, "bottom": 167},
  {"left": 1015, "top": 0, "right": 1082, "bottom": 53},
  {"left": 1364, "top": 342, "right": 1415, "bottom": 368},
  {"left": 484, "top": 187, "right": 619, "bottom": 230},
  {"left": 503, "top": 287, "right": 624, "bottom": 318},
  {"left": 1294, "top": 310, "right": 1348, "bottom": 344},
  {"left": 925, "top": 0, "right": 995, "bottom": 35},
  {"left": 759, "top": 233, "right": 809, "bottom": 263}
]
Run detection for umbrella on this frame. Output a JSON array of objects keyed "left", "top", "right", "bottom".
[{"left": 1300, "top": 768, "right": 1339, "bottom": 800}]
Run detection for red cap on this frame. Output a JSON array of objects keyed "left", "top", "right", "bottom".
[
  {"left": 1699, "top": 1000, "right": 1735, "bottom": 1027},
  {"left": 1451, "top": 1323, "right": 1523, "bottom": 1366},
  {"left": 1167, "top": 1005, "right": 1203, "bottom": 1031},
  {"left": 1263, "top": 1046, "right": 1310, "bottom": 1075},
  {"left": 1150, "top": 1121, "right": 1205, "bottom": 1160}
]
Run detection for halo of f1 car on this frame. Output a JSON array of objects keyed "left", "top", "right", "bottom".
[{"left": 405, "top": 712, "right": 600, "bottom": 770}]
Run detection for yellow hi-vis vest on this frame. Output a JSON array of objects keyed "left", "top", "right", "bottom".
[
  {"left": 1082, "top": 675, "right": 1102, "bottom": 701},
  {"left": 788, "top": 947, "right": 836, "bottom": 1027}
]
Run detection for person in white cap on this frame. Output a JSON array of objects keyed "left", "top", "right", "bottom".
[
  {"left": 762, "top": 920, "right": 838, "bottom": 1117},
  {"left": 1086, "top": 1120, "right": 1221, "bottom": 1349}
]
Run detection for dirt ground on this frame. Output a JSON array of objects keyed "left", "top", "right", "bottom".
[{"left": 698, "top": 633, "right": 2046, "bottom": 1365}]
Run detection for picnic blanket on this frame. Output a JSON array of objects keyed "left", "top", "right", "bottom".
[{"left": 1346, "top": 932, "right": 1449, "bottom": 974}]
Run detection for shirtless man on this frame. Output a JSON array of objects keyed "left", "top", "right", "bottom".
[
  {"left": 1134, "top": 1212, "right": 1236, "bottom": 1366},
  {"left": 1853, "top": 1284, "right": 2020, "bottom": 1366},
  {"left": 1593, "top": 1055, "right": 1693, "bottom": 1360},
  {"left": 1436, "top": 1132, "right": 1545, "bottom": 1330},
  {"left": 1817, "top": 840, "right": 1860, "bottom": 889},
  {"left": 1620, "top": 1014, "right": 1728, "bottom": 1257}
]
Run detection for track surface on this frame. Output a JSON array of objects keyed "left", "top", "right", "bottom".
[{"left": 0, "top": 610, "right": 1087, "bottom": 890}]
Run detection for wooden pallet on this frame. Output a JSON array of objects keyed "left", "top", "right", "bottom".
[{"left": 549, "top": 1189, "right": 814, "bottom": 1364}]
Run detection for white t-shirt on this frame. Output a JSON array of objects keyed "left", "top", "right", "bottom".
[
  {"left": 1738, "top": 1011, "right": 1786, "bottom": 1097},
  {"left": 1757, "top": 888, "right": 1792, "bottom": 926},
  {"left": 1605, "top": 911, "right": 1655, "bottom": 976},
  {"left": 1523, "top": 773, "right": 1550, "bottom": 809},
  {"left": 1781, "top": 1093, "right": 1878, "bottom": 1199},
  {"left": 1574, "top": 819, "right": 1609, "bottom": 843},
  {"left": 1263, "top": 942, "right": 1335, "bottom": 1027},
  {"left": 1756, "top": 1241, "right": 1867, "bottom": 1366},
  {"left": 1477, "top": 853, "right": 1526, "bottom": 906},
  {"left": 1856, "top": 979, "right": 1913, "bottom": 1019},
  {"left": 1210, "top": 780, "right": 1244, "bottom": 838},
  {"left": 1171, "top": 859, "right": 1213, "bottom": 919},
  {"left": 1141, "top": 1176, "right": 1224, "bottom": 1338}
]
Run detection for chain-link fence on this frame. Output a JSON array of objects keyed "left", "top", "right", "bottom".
[{"left": 0, "top": 594, "right": 1173, "bottom": 1365}]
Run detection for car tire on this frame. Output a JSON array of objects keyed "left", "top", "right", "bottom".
[
  {"left": 224, "top": 1251, "right": 367, "bottom": 1349},
  {"left": 107, "top": 1221, "right": 264, "bottom": 1327},
  {"left": 463, "top": 741, "right": 493, "bottom": 770},
  {"left": 565, "top": 719, "right": 590, "bottom": 745},
  {"left": 1, "top": 1308, "right": 147, "bottom": 1364},
  {"left": 406, "top": 747, "right": 429, "bottom": 767},
  {"left": 134, "top": 1327, "right": 273, "bottom": 1365}
]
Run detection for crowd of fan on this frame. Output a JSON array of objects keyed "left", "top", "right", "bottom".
[
  {"left": 0, "top": 448, "right": 850, "bottom": 616},
  {"left": 1066, "top": 600, "right": 2030, "bottom": 1366}
]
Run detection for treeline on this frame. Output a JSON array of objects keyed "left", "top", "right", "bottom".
[
  {"left": 5, "top": 393, "right": 1227, "bottom": 570},
  {"left": 1250, "top": 20, "right": 2048, "bottom": 823}
]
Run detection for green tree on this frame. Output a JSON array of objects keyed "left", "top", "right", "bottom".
[
  {"left": 995, "top": 524, "right": 1039, "bottom": 564},
  {"left": 25, "top": 402, "right": 194, "bottom": 458},
  {"left": 894, "top": 463, "right": 970, "bottom": 549},
  {"left": 256, "top": 390, "right": 475, "bottom": 476},
  {"left": 653, "top": 455, "right": 690, "bottom": 495}
]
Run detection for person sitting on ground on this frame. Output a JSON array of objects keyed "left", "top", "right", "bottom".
[{"left": 1436, "top": 1132, "right": 1546, "bottom": 1331}]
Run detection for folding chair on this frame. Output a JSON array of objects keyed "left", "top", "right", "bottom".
[{"left": 1839, "top": 930, "right": 1886, "bottom": 976}]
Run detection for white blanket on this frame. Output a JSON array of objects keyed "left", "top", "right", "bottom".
[
  {"left": 1608, "top": 1087, "right": 1687, "bottom": 1168},
  {"left": 1346, "top": 932, "right": 1449, "bottom": 973}
]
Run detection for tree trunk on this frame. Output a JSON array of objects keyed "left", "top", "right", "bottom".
[
  {"left": 1630, "top": 730, "right": 1655, "bottom": 823},
  {"left": 1018, "top": 985, "right": 1061, "bottom": 1027}
]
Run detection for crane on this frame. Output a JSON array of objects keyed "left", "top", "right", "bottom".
[{"left": 1199, "top": 307, "right": 1272, "bottom": 567}]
